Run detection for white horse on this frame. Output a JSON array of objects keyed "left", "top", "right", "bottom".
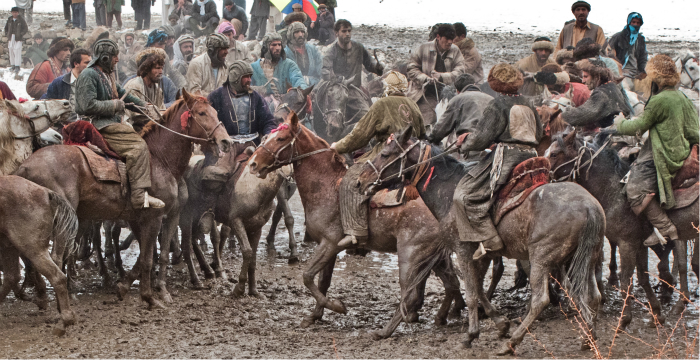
[
  {"left": 675, "top": 50, "right": 699, "bottom": 93},
  {"left": 0, "top": 99, "right": 72, "bottom": 175}
]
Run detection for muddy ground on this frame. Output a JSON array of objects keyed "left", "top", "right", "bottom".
[{"left": 1, "top": 11, "right": 700, "bottom": 359}]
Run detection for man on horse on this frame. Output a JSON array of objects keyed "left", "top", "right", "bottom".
[
  {"left": 452, "top": 63, "right": 542, "bottom": 260},
  {"left": 515, "top": 37, "right": 556, "bottom": 96},
  {"left": 186, "top": 33, "right": 230, "bottom": 97},
  {"left": 407, "top": 23, "right": 466, "bottom": 127},
  {"left": 613, "top": 54, "right": 699, "bottom": 246},
  {"left": 608, "top": 12, "right": 648, "bottom": 93},
  {"left": 251, "top": 32, "right": 308, "bottom": 109},
  {"left": 285, "top": 22, "right": 323, "bottom": 87},
  {"left": 330, "top": 71, "right": 425, "bottom": 248},
  {"left": 74, "top": 38, "right": 165, "bottom": 209},
  {"left": 123, "top": 48, "right": 168, "bottom": 132}
]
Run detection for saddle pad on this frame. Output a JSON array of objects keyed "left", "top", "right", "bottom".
[
  {"left": 76, "top": 146, "right": 122, "bottom": 183},
  {"left": 672, "top": 144, "right": 699, "bottom": 189},
  {"left": 671, "top": 182, "right": 699, "bottom": 210},
  {"left": 493, "top": 157, "right": 551, "bottom": 225},
  {"left": 370, "top": 188, "right": 405, "bottom": 209}
]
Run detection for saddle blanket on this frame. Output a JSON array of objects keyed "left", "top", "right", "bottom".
[
  {"left": 62, "top": 120, "right": 121, "bottom": 159},
  {"left": 75, "top": 146, "right": 125, "bottom": 184},
  {"left": 493, "top": 157, "right": 551, "bottom": 225},
  {"left": 370, "top": 188, "right": 405, "bottom": 209}
]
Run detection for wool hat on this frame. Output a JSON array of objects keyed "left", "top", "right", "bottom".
[
  {"left": 146, "top": 29, "right": 169, "bottom": 47},
  {"left": 261, "top": 32, "right": 286, "bottom": 59},
  {"left": 223, "top": 0, "right": 233, "bottom": 5},
  {"left": 227, "top": 60, "right": 254, "bottom": 93},
  {"left": 159, "top": 25, "right": 176, "bottom": 38},
  {"left": 33, "top": 33, "right": 43, "bottom": 39},
  {"left": 572, "top": 38, "right": 601, "bottom": 60},
  {"left": 47, "top": 37, "right": 75, "bottom": 58},
  {"left": 571, "top": 1, "right": 591, "bottom": 12},
  {"left": 555, "top": 49, "right": 575, "bottom": 65},
  {"left": 488, "top": 63, "right": 524, "bottom": 94},
  {"left": 645, "top": 54, "right": 680, "bottom": 88},
  {"left": 284, "top": 12, "right": 308, "bottom": 25},
  {"left": 136, "top": 48, "right": 167, "bottom": 77},
  {"left": 531, "top": 37, "right": 555, "bottom": 52},
  {"left": 287, "top": 22, "right": 307, "bottom": 43},
  {"left": 292, "top": 3, "right": 302, "bottom": 10},
  {"left": 318, "top": 4, "right": 327, "bottom": 9},
  {"left": 206, "top": 33, "right": 230, "bottom": 51}
]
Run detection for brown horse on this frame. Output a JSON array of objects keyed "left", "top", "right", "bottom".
[
  {"left": 248, "top": 112, "right": 466, "bottom": 339},
  {"left": 357, "top": 127, "right": 605, "bottom": 355},
  {"left": 14, "top": 89, "right": 232, "bottom": 308},
  {"left": 0, "top": 175, "right": 78, "bottom": 336}
]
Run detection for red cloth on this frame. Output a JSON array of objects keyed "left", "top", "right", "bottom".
[
  {"left": 26, "top": 60, "right": 67, "bottom": 99},
  {"left": 0, "top": 81, "right": 16, "bottom": 100},
  {"left": 562, "top": 82, "right": 591, "bottom": 107},
  {"left": 62, "top": 120, "right": 122, "bottom": 160},
  {"left": 494, "top": 157, "right": 551, "bottom": 224}
]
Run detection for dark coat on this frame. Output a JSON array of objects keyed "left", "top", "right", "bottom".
[
  {"left": 222, "top": 4, "right": 248, "bottom": 34},
  {"left": 4, "top": 15, "right": 28, "bottom": 41},
  {"left": 207, "top": 85, "right": 276, "bottom": 142},
  {"left": 609, "top": 29, "right": 647, "bottom": 75},
  {"left": 44, "top": 73, "right": 72, "bottom": 100},
  {"left": 562, "top": 82, "right": 632, "bottom": 129},
  {"left": 191, "top": 1, "right": 219, "bottom": 24}
]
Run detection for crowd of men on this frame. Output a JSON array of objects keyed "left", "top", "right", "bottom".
[{"left": 1, "top": 0, "right": 697, "bottom": 260}]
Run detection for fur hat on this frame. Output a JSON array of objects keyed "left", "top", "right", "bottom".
[
  {"left": 571, "top": 1, "right": 591, "bottom": 12},
  {"left": 573, "top": 38, "right": 601, "bottom": 61},
  {"left": 47, "top": 37, "right": 75, "bottom": 58},
  {"left": 531, "top": 37, "right": 554, "bottom": 52},
  {"left": 577, "top": 58, "right": 614, "bottom": 83},
  {"left": 223, "top": 0, "right": 233, "bottom": 5},
  {"left": 646, "top": 54, "right": 680, "bottom": 88},
  {"left": 11, "top": 7, "right": 20, "bottom": 12},
  {"left": 261, "top": 32, "right": 286, "bottom": 60},
  {"left": 287, "top": 22, "right": 307, "bottom": 43},
  {"left": 318, "top": 4, "right": 327, "bottom": 9},
  {"left": 541, "top": 64, "right": 563, "bottom": 73},
  {"left": 136, "top": 48, "right": 167, "bottom": 78},
  {"left": 488, "top": 63, "right": 524, "bottom": 94},
  {"left": 555, "top": 49, "right": 575, "bottom": 65},
  {"left": 292, "top": 3, "right": 302, "bottom": 10},
  {"left": 284, "top": 12, "right": 308, "bottom": 25}
]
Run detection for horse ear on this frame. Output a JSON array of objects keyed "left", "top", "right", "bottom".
[
  {"left": 553, "top": 108, "right": 562, "bottom": 119},
  {"left": 181, "top": 88, "right": 193, "bottom": 106},
  {"left": 302, "top": 84, "right": 315, "bottom": 97},
  {"left": 175, "top": 89, "right": 182, "bottom": 101},
  {"left": 397, "top": 125, "right": 412, "bottom": 145},
  {"left": 287, "top": 110, "right": 300, "bottom": 130},
  {"left": 563, "top": 129, "right": 577, "bottom": 148}
]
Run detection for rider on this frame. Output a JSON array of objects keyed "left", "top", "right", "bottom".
[
  {"left": 330, "top": 71, "right": 425, "bottom": 247},
  {"left": 74, "top": 39, "right": 165, "bottom": 209},
  {"left": 251, "top": 32, "right": 308, "bottom": 109},
  {"left": 186, "top": 33, "right": 230, "bottom": 97},
  {"left": 284, "top": 22, "right": 323, "bottom": 87},
  {"left": 452, "top": 63, "right": 542, "bottom": 260},
  {"left": 613, "top": 54, "right": 699, "bottom": 246}
]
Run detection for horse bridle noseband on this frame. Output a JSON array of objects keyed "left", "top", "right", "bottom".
[
  {"left": 315, "top": 82, "right": 360, "bottom": 126},
  {"left": 275, "top": 88, "right": 309, "bottom": 118},
  {"left": 550, "top": 137, "right": 611, "bottom": 182},
  {"left": 257, "top": 126, "right": 330, "bottom": 168},
  {"left": 14, "top": 100, "right": 56, "bottom": 139}
]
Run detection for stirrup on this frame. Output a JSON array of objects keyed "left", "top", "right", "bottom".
[
  {"left": 644, "top": 228, "right": 667, "bottom": 247},
  {"left": 472, "top": 242, "right": 488, "bottom": 260},
  {"left": 144, "top": 191, "right": 165, "bottom": 209},
  {"left": 337, "top": 235, "right": 357, "bottom": 247}
]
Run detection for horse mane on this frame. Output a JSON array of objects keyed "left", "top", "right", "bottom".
[
  {"left": 427, "top": 141, "right": 469, "bottom": 178},
  {"left": 302, "top": 125, "right": 347, "bottom": 167},
  {"left": 0, "top": 100, "right": 25, "bottom": 174},
  {"left": 554, "top": 132, "right": 629, "bottom": 178}
]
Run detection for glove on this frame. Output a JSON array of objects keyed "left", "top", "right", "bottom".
[
  {"left": 534, "top": 72, "right": 557, "bottom": 85},
  {"left": 113, "top": 100, "right": 125, "bottom": 114},
  {"left": 125, "top": 103, "right": 144, "bottom": 115},
  {"left": 613, "top": 112, "right": 626, "bottom": 128}
]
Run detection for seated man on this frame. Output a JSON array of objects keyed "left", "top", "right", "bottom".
[
  {"left": 313, "top": 4, "right": 335, "bottom": 45},
  {"left": 170, "top": 0, "right": 193, "bottom": 28},
  {"left": 186, "top": 33, "right": 229, "bottom": 97},
  {"left": 27, "top": 37, "right": 74, "bottom": 99},
  {"left": 428, "top": 73, "right": 493, "bottom": 159},
  {"left": 515, "top": 37, "right": 556, "bottom": 96},
  {"left": 608, "top": 12, "right": 648, "bottom": 92},
  {"left": 533, "top": 63, "right": 590, "bottom": 107},
  {"left": 613, "top": 54, "right": 699, "bottom": 246},
  {"left": 453, "top": 22, "right": 483, "bottom": 84},
  {"left": 329, "top": 72, "right": 425, "bottom": 247},
  {"left": 189, "top": 0, "right": 219, "bottom": 37},
  {"left": 118, "top": 32, "right": 144, "bottom": 81},
  {"left": 407, "top": 23, "right": 466, "bottom": 127},
  {"left": 222, "top": 0, "right": 248, "bottom": 38},
  {"left": 73, "top": 39, "right": 164, "bottom": 209},
  {"left": 284, "top": 22, "right": 323, "bottom": 86},
  {"left": 44, "top": 48, "right": 91, "bottom": 101},
  {"left": 217, "top": 22, "right": 252, "bottom": 64},
  {"left": 172, "top": 34, "right": 195, "bottom": 77},
  {"left": 573, "top": 38, "right": 622, "bottom": 77},
  {"left": 555, "top": 1, "right": 605, "bottom": 51},
  {"left": 26, "top": 33, "right": 50, "bottom": 68},
  {"left": 123, "top": 48, "right": 168, "bottom": 132},
  {"left": 452, "top": 63, "right": 542, "bottom": 260},
  {"left": 251, "top": 33, "right": 307, "bottom": 105},
  {"left": 208, "top": 60, "right": 276, "bottom": 141}
]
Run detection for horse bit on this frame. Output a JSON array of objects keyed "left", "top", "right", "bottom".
[{"left": 258, "top": 126, "right": 330, "bottom": 167}]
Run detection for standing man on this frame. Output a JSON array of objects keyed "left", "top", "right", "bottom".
[
  {"left": 172, "top": 34, "right": 195, "bottom": 76},
  {"left": 407, "top": 23, "right": 466, "bottom": 128},
  {"left": 222, "top": 0, "right": 248, "bottom": 38},
  {"left": 44, "top": 48, "right": 91, "bottom": 100},
  {"left": 251, "top": 32, "right": 307, "bottom": 101},
  {"left": 27, "top": 38, "right": 75, "bottom": 99},
  {"left": 555, "top": 1, "right": 605, "bottom": 52},
  {"left": 248, "top": 0, "right": 270, "bottom": 41},
  {"left": 609, "top": 12, "right": 648, "bottom": 92},
  {"left": 285, "top": 22, "right": 323, "bottom": 86},
  {"left": 124, "top": 48, "right": 168, "bottom": 131},
  {"left": 189, "top": 0, "right": 220, "bottom": 37},
  {"left": 453, "top": 22, "right": 483, "bottom": 84},
  {"left": 217, "top": 22, "right": 252, "bottom": 64},
  {"left": 132, "top": 0, "right": 153, "bottom": 31},
  {"left": 186, "top": 33, "right": 230, "bottom": 97},
  {"left": 104, "top": 0, "right": 124, "bottom": 30},
  {"left": 162, "top": 0, "right": 177, "bottom": 26},
  {"left": 63, "top": 0, "right": 72, "bottom": 27},
  {"left": 452, "top": 63, "right": 542, "bottom": 260},
  {"left": 514, "top": 37, "right": 556, "bottom": 96},
  {"left": 95, "top": 0, "right": 107, "bottom": 27},
  {"left": 74, "top": 39, "right": 165, "bottom": 209},
  {"left": 15, "top": 0, "right": 33, "bottom": 25},
  {"left": 71, "top": 0, "right": 87, "bottom": 31},
  {"left": 4, "top": 7, "right": 28, "bottom": 74},
  {"left": 118, "top": 32, "right": 144, "bottom": 80}
]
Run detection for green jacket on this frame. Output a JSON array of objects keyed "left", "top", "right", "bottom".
[
  {"left": 618, "top": 89, "right": 699, "bottom": 209},
  {"left": 74, "top": 67, "right": 144, "bottom": 130},
  {"left": 335, "top": 95, "right": 425, "bottom": 163},
  {"left": 26, "top": 41, "right": 50, "bottom": 67}
]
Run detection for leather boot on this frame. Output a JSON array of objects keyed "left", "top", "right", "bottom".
[
  {"left": 642, "top": 199, "right": 679, "bottom": 246},
  {"left": 131, "top": 188, "right": 165, "bottom": 209},
  {"left": 472, "top": 235, "right": 505, "bottom": 260},
  {"left": 338, "top": 235, "right": 357, "bottom": 247}
]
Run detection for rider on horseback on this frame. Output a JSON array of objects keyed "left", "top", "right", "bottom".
[
  {"left": 330, "top": 71, "right": 425, "bottom": 248},
  {"left": 73, "top": 38, "right": 165, "bottom": 209},
  {"left": 452, "top": 63, "right": 542, "bottom": 260},
  {"left": 612, "top": 54, "right": 699, "bottom": 246}
]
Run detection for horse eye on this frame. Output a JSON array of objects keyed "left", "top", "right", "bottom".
[
  {"left": 199, "top": 112, "right": 206, "bottom": 116},
  {"left": 276, "top": 137, "right": 285, "bottom": 142}
]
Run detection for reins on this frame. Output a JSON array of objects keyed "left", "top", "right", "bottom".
[
  {"left": 550, "top": 137, "right": 612, "bottom": 182},
  {"left": 258, "top": 126, "right": 331, "bottom": 167},
  {"left": 13, "top": 100, "right": 55, "bottom": 139},
  {"left": 368, "top": 138, "right": 459, "bottom": 187},
  {"left": 681, "top": 57, "right": 699, "bottom": 89}
]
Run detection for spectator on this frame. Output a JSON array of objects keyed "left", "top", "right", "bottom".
[
  {"left": 222, "top": 0, "right": 248, "bottom": 37},
  {"left": 314, "top": 4, "right": 335, "bottom": 45},
  {"left": 170, "top": 0, "right": 193, "bottom": 28},
  {"left": 0, "top": 81, "right": 17, "bottom": 100},
  {"left": 452, "top": 22, "right": 483, "bottom": 84},
  {"left": 247, "top": 0, "right": 270, "bottom": 41},
  {"left": 189, "top": 0, "right": 220, "bottom": 37},
  {"left": 95, "top": 0, "right": 107, "bottom": 27},
  {"left": 44, "top": 48, "right": 91, "bottom": 101},
  {"left": 514, "top": 37, "right": 556, "bottom": 96},
  {"left": 217, "top": 22, "right": 252, "bottom": 64},
  {"left": 71, "top": 0, "right": 87, "bottom": 31},
  {"left": 162, "top": 0, "right": 177, "bottom": 26},
  {"left": 118, "top": 32, "right": 145, "bottom": 80},
  {"left": 27, "top": 38, "right": 75, "bottom": 99},
  {"left": 555, "top": 1, "right": 605, "bottom": 51},
  {"left": 63, "top": 0, "right": 72, "bottom": 27},
  {"left": 608, "top": 12, "right": 648, "bottom": 92},
  {"left": 4, "top": 7, "right": 29, "bottom": 74},
  {"left": 26, "top": 33, "right": 50, "bottom": 68},
  {"left": 15, "top": 0, "right": 33, "bottom": 25},
  {"left": 105, "top": 0, "right": 123, "bottom": 30},
  {"left": 132, "top": 0, "right": 153, "bottom": 30},
  {"left": 172, "top": 34, "right": 195, "bottom": 76}
]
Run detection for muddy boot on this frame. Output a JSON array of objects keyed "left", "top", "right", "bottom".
[
  {"left": 473, "top": 235, "right": 505, "bottom": 260},
  {"left": 131, "top": 188, "right": 165, "bottom": 209},
  {"left": 338, "top": 235, "right": 357, "bottom": 247},
  {"left": 642, "top": 200, "right": 679, "bottom": 246}
]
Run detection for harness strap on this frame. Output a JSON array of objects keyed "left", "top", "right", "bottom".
[{"left": 551, "top": 137, "right": 612, "bottom": 182}]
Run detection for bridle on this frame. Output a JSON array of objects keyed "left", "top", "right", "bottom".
[
  {"left": 257, "top": 125, "right": 330, "bottom": 168},
  {"left": 680, "top": 57, "right": 700, "bottom": 90},
  {"left": 315, "top": 82, "right": 359, "bottom": 126},
  {"left": 275, "top": 88, "right": 309, "bottom": 118},
  {"left": 366, "top": 138, "right": 458, "bottom": 187},
  {"left": 14, "top": 100, "right": 60, "bottom": 139},
  {"left": 550, "top": 136, "right": 611, "bottom": 182}
]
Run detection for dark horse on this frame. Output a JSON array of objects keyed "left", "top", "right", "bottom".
[
  {"left": 312, "top": 76, "right": 371, "bottom": 143},
  {"left": 357, "top": 127, "right": 605, "bottom": 355},
  {"left": 548, "top": 131, "right": 699, "bottom": 321},
  {"left": 15, "top": 89, "right": 232, "bottom": 308}
]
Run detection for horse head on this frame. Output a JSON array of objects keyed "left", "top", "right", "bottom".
[
  {"left": 176, "top": 88, "right": 232, "bottom": 157},
  {"left": 37, "top": 128, "right": 63, "bottom": 147},
  {"left": 546, "top": 129, "right": 586, "bottom": 180},
  {"left": 317, "top": 76, "right": 354, "bottom": 140},
  {"left": 21, "top": 99, "right": 73, "bottom": 127},
  {"left": 676, "top": 50, "right": 699, "bottom": 91},
  {"left": 273, "top": 85, "right": 314, "bottom": 123},
  {"left": 358, "top": 126, "right": 422, "bottom": 196}
]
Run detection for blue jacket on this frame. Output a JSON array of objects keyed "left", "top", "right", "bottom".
[
  {"left": 284, "top": 43, "right": 323, "bottom": 86},
  {"left": 43, "top": 73, "right": 72, "bottom": 100},
  {"left": 251, "top": 58, "right": 308, "bottom": 96},
  {"left": 121, "top": 74, "right": 178, "bottom": 108},
  {"left": 207, "top": 85, "right": 276, "bottom": 143}
]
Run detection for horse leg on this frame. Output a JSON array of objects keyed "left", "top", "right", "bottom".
[
  {"left": 265, "top": 200, "right": 284, "bottom": 259},
  {"left": 617, "top": 241, "right": 637, "bottom": 330},
  {"left": 487, "top": 257, "right": 504, "bottom": 300},
  {"left": 93, "top": 222, "right": 112, "bottom": 288},
  {"left": 112, "top": 226, "right": 125, "bottom": 279},
  {"left": 191, "top": 227, "right": 216, "bottom": 280},
  {"left": 103, "top": 222, "right": 115, "bottom": 264},
  {"left": 433, "top": 259, "right": 463, "bottom": 325},
  {"left": 454, "top": 244, "right": 485, "bottom": 349},
  {"left": 180, "top": 220, "right": 204, "bottom": 289},
  {"left": 219, "top": 224, "right": 231, "bottom": 255},
  {"left": 116, "top": 225, "right": 145, "bottom": 300},
  {"left": 300, "top": 251, "right": 336, "bottom": 328},
  {"left": 119, "top": 232, "right": 135, "bottom": 251},
  {"left": 636, "top": 246, "right": 665, "bottom": 325},
  {"left": 0, "top": 248, "right": 21, "bottom": 303},
  {"left": 608, "top": 241, "right": 619, "bottom": 287},
  {"left": 155, "top": 212, "right": 179, "bottom": 303},
  {"left": 497, "top": 263, "right": 551, "bottom": 356},
  {"left": 31, "top": 262, "right": 49, "bottom": 310},
  {"left": 210, "top": 223, "right": 225, "bottom": 279},
  {"left": 652, "top": 244, "right": 675, "bottom": 302},
  {"left": 135, "top": 220, "right": 165, "bottom": 310},
  {"left": 246, "top": 227, "right": 263, "bottom": 297},
  {"left": 230, "top": 218, "right": 252, "bottom": 297},
  {"left": 29, "top": 251, "right": 75, "bottom": 336},
  {"left": 671, "top": 239, "right": 690, "bottom": 315}
]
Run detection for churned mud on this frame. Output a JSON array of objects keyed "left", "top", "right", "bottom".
[{"left": 1, "top": 16, "right": 699, "bottom": 359}]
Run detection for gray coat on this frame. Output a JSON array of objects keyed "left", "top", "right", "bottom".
[
  {"left": 429, "top": 85, "right": 493, "bottom": 143},
  {"left": 250, "top": 0, "right": 270, "bottom": 17}
]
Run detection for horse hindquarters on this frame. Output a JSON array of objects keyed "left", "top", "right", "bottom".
[{"left": 668, "top": 198, "right": 699, "bottom": 313}]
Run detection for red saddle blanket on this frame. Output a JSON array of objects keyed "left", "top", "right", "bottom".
[
  {"left": 493, "top": 157, "right": 551, "bottom": 225},
  {"left": 62, "top": 120, "right": 121, "bottom": 160},
  {"left": 670, "top": 144, "right": 699, "bottom": 210}
]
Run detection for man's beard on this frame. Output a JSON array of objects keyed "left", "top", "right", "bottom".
[
  {"left": 295, "top": 37, "right": 305, "bottom": 47},
  {"left": 270, "top": 52, "right": 281, "bottom": 62},
  {"left": 184, "top": 53, "right": 193, "bottom": 61}
]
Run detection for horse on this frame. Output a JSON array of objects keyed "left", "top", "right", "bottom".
[
  {"left": 248, "top": 112, "right": 467, "bottom": 340},
  {"left": 356, "top": 126, "right": 605, "bottom": 354},
  {"left": 676, "top": 50, "right": 699, "bottom": 93},
  {"left": 0, "top": 175, "right": 79, "bottom": 336},
  {"left": 312, "top": 76, "right": 371, "bottom": 143},
  {"left": 14, "top": 89, "right": 232, "bottom": 308},
  {"left": 0, "top": 99, "right": 72, "bottom": 175},
  {"left": 547, "top": 131, "right": 699, "bottom": 320}
]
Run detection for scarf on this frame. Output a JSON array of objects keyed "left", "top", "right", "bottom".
[
  {"left": 622, "top": 12, "right": 643, "bottom": 68},
  {"left": 198, "top": 0, "right": 210, "bottom": 16}
]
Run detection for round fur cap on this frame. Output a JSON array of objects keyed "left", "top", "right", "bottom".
[
  {"left": 488, "top": 63, "right": 524, "bottom": 94},
  {"left": 646, "top": 54, "right": 680, "bottom": 88},
  {"left": 531, "top": 37, "right": 555, "bottom": 52},
  {"left": 573, "top": 38, "right": 601, "bottom": 61}
]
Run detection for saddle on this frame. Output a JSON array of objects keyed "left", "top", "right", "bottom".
[
  {"left": 370, "top": 188, "right": 405, "bottom": 209},
  {"left": 493, "top": 157, "right": 551, "bottom": 224},
  {"left": 670, "top": 144, "right": 699, "bottom": 210}
]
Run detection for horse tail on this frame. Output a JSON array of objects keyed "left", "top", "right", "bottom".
[
  {"left": 565, "top": 205, "right": 604, "bottom": 324},
  {"left": 48, "top": 191, "right": 79, "bottom": 265}
]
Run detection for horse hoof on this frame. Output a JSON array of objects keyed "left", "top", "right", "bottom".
[
  {"left": 232, "top": 284, "right": 246, "bottom": 298},
  {"left": 52, "top": 324, "right": 66, "bottom": 337},
  {"left": 326, "top": 299, "right": 347, "bottom": 314},
  {"left": 671, "top": 301, "right": 686, "bottom": 316},
  {"left": 159, "top": 291, "right": 173, "bottom": 304},
  {"left": 653, "top": 314, "right": 666, "bottom": 327},
  {"left": 116, "top": 282, "right": 129, "bottom": 300},
  {"left": 288, "top": 256, "right": 300, "bottom": 265},
  {"left": 148, "top": 299, "right": 166, "bottom": 311},
  {"left": 191, "top": 281, "right": 205, "bottom": 290},
  {"left": 35, "top": 299, "right": 49, "bottom": 311},
  {"left": 267, "top": 248, "right": 277, "bottom": 258},
  {"left": 368, "top": 330, "right": 386, "bottom": 341},
  {"left": 495, "top": 318, "right": 511, "bottom": 338},
  {"left": 495, "top": 343, "right": 514, "bottom": 356},
  {"left": 457, "top": 340, "right": 472, "bottom": 350},
  {"left": 249, "top": 291, "right": 266, "bottom": 300},
  {"left": 299, "top": 317, "right": 314, "bottom": 328},
  {"left": 216, "top": 271, "right": 228, "bottom": 280},
  {"left": 434, "top": 316, "right": 447, "bottom": 326},
  {"left": 204, "top": 272, "right": 216, "bottom": 280}
]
